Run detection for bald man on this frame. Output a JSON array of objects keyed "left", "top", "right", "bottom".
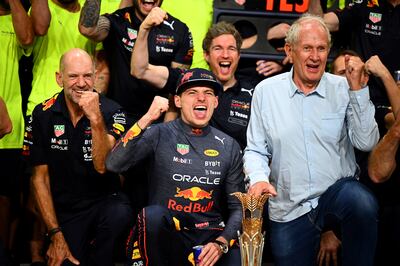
[{"left": 30, "top": 48, "right": 133, "bottom": 265}]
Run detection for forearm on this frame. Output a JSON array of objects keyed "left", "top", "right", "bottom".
[
  {"left": 381, "top": 72, "right": 400, "bottom": 117},
  {"left": 30, "top": 0, "right": 50, "bottom": 36},
  {"left": 79, "top": 0, "right": 109, "bottom": 42},
  {"left": 31, "top": 166, "right": 60, "bottom": 230},
  {"left": 308, "top": 0, "right": 324, "bottom": 16},
  {"left": 131, "top": 25, "right": 151, "bottom": 78},
  {"left": 347, "top": 88, "right": 379, "bottom": 151},
  {"left": 9, "top": 0, "right": 34, "bottom": 46},
  {"left": 368, "top": 129, "right": 400, "bottom": 183},
  {"left": 90, "top": 118, "right": 114, "bottom": 174}
]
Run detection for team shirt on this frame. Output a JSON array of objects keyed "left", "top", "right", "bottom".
[
  {"left": 335, "top": 0, "right": 400, "bottom": 106},
  {"left": 103, "top": 9, "right": 193, "bottom": 119},
  {"left": 30, "top": 91, "right": 129, "bottom": 211}
]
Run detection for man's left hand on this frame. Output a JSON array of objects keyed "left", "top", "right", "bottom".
[{"left": 197, "top": 240, "right": 225, "bottom": 266}]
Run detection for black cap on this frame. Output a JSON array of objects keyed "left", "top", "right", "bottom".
[{"left": 176, "top": 68, "right": 222, "bottom": 95}]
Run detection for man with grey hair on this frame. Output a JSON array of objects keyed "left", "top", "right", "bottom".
[{"left": 244, "top": 14, "right": 379, "bottom": 266}]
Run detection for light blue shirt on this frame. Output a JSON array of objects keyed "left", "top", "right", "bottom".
[{"left": 243, "top": 69, "right": 379, "bottom": 222}]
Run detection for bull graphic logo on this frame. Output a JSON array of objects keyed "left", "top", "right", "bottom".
[
  {"left": 175, "top": 187, "right": 213, "bottom": 201},
  {"left": 42, "top": 94, "right": 58, "bottom": 111},
  {"left": 179, "top": 71, "right": 193, "bottom": 86}
]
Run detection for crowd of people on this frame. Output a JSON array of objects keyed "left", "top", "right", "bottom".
[{"left": 0, "top": 0, "right": 399, "bottom": 265}]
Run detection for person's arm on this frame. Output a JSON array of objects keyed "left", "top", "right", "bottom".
[
  {"left": 106, "top": 96, "right": 169, "bottom": 173},
  {"left": 130, "top": 7, "right": 170, "bottom": 88},
  {"left": 9, "top": 0, "right": 34, "bottom": 46},
  {"left": 79, "top": 0, "right": 110, "bottom": 42},
  {"left": 243, "top": 84, "right": 278, "bottom": 197},
  {"left": 365, "top": 55, "right": 400, "bottom": 117},
  {"left": 368, "top": 117, "right": 400, "bottom": 183},
  {"left": 0, "top": 97, "right": 12, "bottom": 139},
  {"left": 31, "top": 165, "right": 79, "bottom": 265},
  {"left": 308, "top": 0, "right": 340, "bottom": 32},
  {"left": 30, "top": 0, "right": 50, "bottom": 36},
  {"left": 344, "top": 55, "right": 379, "bottom": 151},
  {"left": 78, "top": 91, "right": 114, "bottom": 174}
]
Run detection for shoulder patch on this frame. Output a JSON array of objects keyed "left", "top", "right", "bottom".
[{"left": 42, "top": 94, "right": 59, "bottom": 111}]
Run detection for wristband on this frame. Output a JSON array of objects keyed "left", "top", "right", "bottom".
[{"left": 46, "top": 227, "right": 62, "bottom": 238}]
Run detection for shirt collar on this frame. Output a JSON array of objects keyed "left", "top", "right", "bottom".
[
  {"left": 288, "top": 67, "right": 327, "bottom": 98},
  {"left": 177, "top": 118, "right": 211, "bottom": 137}
]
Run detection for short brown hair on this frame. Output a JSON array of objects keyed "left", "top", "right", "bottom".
[{"left": 202, "top": 21, "right": 242, "bottom": 52}]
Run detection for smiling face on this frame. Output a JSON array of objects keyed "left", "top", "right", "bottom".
[
  {"left": 174, "top": 86, "right": 218, "bottom": 128},
  {"left": 56, "top": 49, "right": 95, "bottom": 105},
  {"left": 133, "top": 0, "right": 162, "bottom": 20},
  {"left": 204, "top": 34, "right": 240, "bottom": 89},
  {"left": 285, "top": 20, "right": 330, "bottom": 92}
]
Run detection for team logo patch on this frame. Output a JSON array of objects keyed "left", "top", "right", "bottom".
[
  {"left": 369, "top": 12, "right": 382, "bottom": 23},
  {"left": 367, "top": 0, "right": 379, "bottom": 7},
  {"left": 54, "top": 125, "right": 65, "bottom": 137},
  {"left": 124, "top": 12, "right": 131, "bottom": 23},
  {"left": 204, "top": 149, "right": 219, "bottom": 157},
  {"left": 177, "top": 144, "right": 189, "bottom": 155},
  {"left": 127, "top": 28, "right": 137, "bottom": 40},
  {"left": 42, "top": 94, "right": 58, "bottom": 111}
]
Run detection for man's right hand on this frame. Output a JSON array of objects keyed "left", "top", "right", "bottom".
[
  {"left": 137, "top": 96, "right": 169, "bottom": 129},
  {"left": 46, "top": 233, "right": 79, "bottom": 266},
  {"left": 248, "top": 181, "right": 277, "bottom": 197},
  {"left": 141, "top": 7, "right": 167, "bottom": 31}
]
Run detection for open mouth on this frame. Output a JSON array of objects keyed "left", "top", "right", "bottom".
[
  {"left": 141, "top": 0, "right": 156, "bottom": 9},
  {"left": 306, "top": 63, "right": 320, "bottom": 73},
  {"left": 193, "top": 105, "right": 207, "bottom": 118},
  {"left": 219, "top": 61, "right": 231, "bottom": 75}
]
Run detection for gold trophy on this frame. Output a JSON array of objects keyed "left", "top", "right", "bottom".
[{"left": 232, "top": 192, "right": 270, "bottom": 266}]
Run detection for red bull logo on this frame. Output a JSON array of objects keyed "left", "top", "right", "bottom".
[
  {"left": 367, "top": 0, "right": 379, "bottom": 7},
  {"left": 180, "top": 71, "right": 193, "bottom": 86},
  {"left": 168, "top": 199, "right": 213, "bottom": 213},
  {"left": 175, "top": 187, "right": 213, "bottom": 201},
  {"left": 121, "top": 123, "right": 141, "bottom": 147},
  {"left": 170, "top": 187, "right": 214, "bottom": 213},
  {"left": 42, "top": 94, "right": 58, "bottom": 111}
]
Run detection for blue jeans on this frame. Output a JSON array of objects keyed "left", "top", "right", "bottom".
[{"left": 269, "top": 177, "right": 378, "bottom": 266}]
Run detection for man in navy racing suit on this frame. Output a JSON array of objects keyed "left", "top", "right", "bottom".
[{"left": 106, "top": 68, "right": 245, "bottom": 266}]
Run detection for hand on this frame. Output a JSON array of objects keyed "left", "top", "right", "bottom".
[
  {"left": 141, "top": 7, "right": 167, "bottom": 30},
  {"left": 267, "top": 23, "right": 290, "bottom": 41},
  {"left": 317, "top": 231, "right": 341, "bottom": 266},
  {"left": 78, "top": 91, "right": 102, "bottom": 123},
  {"left": 198, "top": 238, "right": 227, "bottom": 266},
  {"left": 364, "top": 55, "right": 391, "bottom": 79},
  {"left": 345, "top": 55, "right": 369, "bottom": 91},
  {"left": 248, "top": 181, "right": 277, "bottom": 197},
  {"left": 138, "top": 96, "right": 169, "bottom": 129},
  {"left": 46, "top": 233, "right": 79, "bottom": 266},
  {"left": 256, "top": 60, "right": 284, "bottom": 77},
  {"left": 235, "top": 0, "right": 246, "bottom": 5}
]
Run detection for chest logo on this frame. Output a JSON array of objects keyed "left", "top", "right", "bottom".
[
  {"left": 241, "top": 87, "right": 254, "bottom": 96},
  {"left": 204, "top": 149, "right": 219, "bottom": 157},
  {"left": 177, "top": 144, "right": 189, "bottom": 155},
  {"left": 215, "top": 136, "right": 225, "bottom": 145},
  {"left": 127, "top": 28, "right": 137, "bottom": 40},
  {"left": 54, "top": 125, "right": 65, "bottom": 137},
  {"left": 163, "top": 20, "right": 175, "bottom": 30},
  {"left": 369, "top": 12, "right": 382, "bottom": 24}
]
